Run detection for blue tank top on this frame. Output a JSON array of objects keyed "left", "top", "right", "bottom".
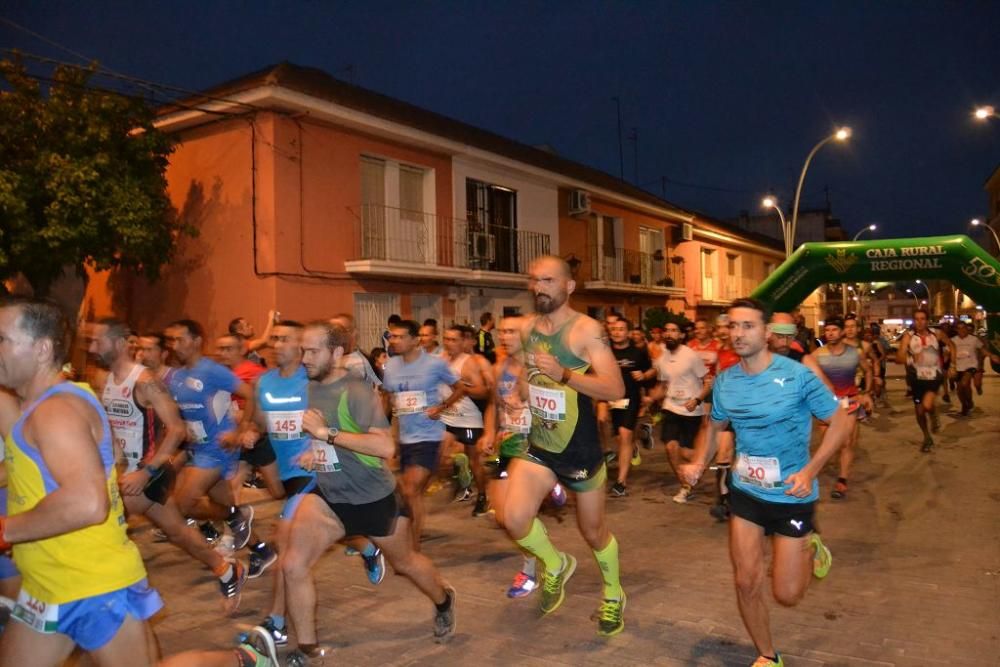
[
  {"left": 168, "top": 358, "right": 240, "bottom": 448},
  {"left": 257, "top": 366, "right": 312, "bottom": 481}
]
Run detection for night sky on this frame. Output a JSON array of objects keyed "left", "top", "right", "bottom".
[{"left": 3, "top": 2, "right": 999, "bottom": 240}]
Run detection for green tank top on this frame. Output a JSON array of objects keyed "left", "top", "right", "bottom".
[{"left": 524, "top": 314, "right": 595, "bottom": 453}]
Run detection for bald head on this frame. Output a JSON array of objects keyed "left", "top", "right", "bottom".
[
  {"left": 529, "top": 255, "right": 573, "bottom": 279},
  {"left": 770, "top": 312, "right": 795, "bottom": 326}
]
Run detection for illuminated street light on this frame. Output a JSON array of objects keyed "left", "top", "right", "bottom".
[
  {"left": 762, "top": 196, "right": 792, "bottom": 257},
  {"left": 852, "top": 224, "right": 877, "bottom": 241},
  {"left": 970, "top": 218, "right": 1000, "bottom": 252},
  {"left": 790, "top": 126, "right": 852, "bottom": 257},
  {"left": 974, "top": 105, "right": 997, "bottom": 120},
  {"left": 905, "top": 288, "right": 919, "bottom": 306}
]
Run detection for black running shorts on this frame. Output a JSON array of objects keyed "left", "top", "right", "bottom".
[
  {"left": 730, "top": 488, "right": 815, "bottom": 538},
  {"left": 312, "top": 489, "right": 406, "bottom": 538},
  {"left": 240, "top": 435, "right": 277, "bottom": 467},
  {"left": 660, "top": 411, "right": 702, "bottom": 449}
]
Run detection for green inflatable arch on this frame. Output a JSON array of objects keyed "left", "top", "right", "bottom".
[{"left": 750, "top": 235, "right": 1000, "bottom": 371}]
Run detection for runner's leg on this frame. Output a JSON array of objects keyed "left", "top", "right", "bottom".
[{"left": 729, "top": 515, "right": 776, "bottom": 659}]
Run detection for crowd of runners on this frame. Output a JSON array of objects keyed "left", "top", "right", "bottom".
[{"left": 0, "top": 254, "right": 994, "bottom": 667}]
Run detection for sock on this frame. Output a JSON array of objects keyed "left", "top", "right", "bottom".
[
  {"left": 592, "top": 535, "right": 623, "bottom": 600},
  {"left": 715, "top": 463, "right": 731, "bottom": 501},
  {"left": 514, "top": 518, "right": 563, "bottom": 573},
  {"left": 216, "top": 563, "right": 234, "bottom": 582},
  {"left": 435, "top": 589, "right": 453, "bottom": 613},
  {"left": 453, "top": 453, "right": 472, "bottom": 489},
  {"left": 361, "top": 542, "right": 377, "bottom": 558},
  {"left": 522, "top": 555, "right": 537, "bottom": 577},
  {"left": 268, "top": 614, "right": 285, "bottom": 630}
]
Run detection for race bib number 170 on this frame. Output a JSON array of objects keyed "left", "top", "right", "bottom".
[{"left": 529, "top": 385, "right": 567, "bottom": 422}]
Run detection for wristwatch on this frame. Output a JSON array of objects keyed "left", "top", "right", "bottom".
[
  {"left": 326, "top": 427, "right": 340, "bottom": 445},
  {"left": 694, "top": 398, "right": 703, "bottom": 405}
]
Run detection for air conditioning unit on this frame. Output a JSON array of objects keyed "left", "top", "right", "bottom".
[
  {"left": 470, "top": 232, "right": 496, "bottom": 262},
  {"left": 681, "top": 222, "right": 694, "bottom": 241},
  {"left": 568, "top": 190, "right": 591, "bottom": 216}
]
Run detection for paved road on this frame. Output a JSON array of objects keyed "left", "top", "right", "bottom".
[{"left": 125, "top": 374, "right": 999, "bottom": 666}]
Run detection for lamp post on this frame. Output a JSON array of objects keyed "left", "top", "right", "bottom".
[
  {"left": 762, "top": 196, "right": 791, "bottom": 257},
  {"left": 790, "top": 127, "right": 851, "bottom": 252},
  {"left": 852, "top": 223, "right": 877, "bottom": 241},
  {"left": 971, "top": 218, "right": 1000, "bottom": 254},
  {"left": 905, "top": 289, "right": 919, "bottom": 307},
  {"left": 914, "top": 280, "right": 934, "bottom": 316},
  {"left": 843, "top": 224, "right": 876, "bottom": 313}
]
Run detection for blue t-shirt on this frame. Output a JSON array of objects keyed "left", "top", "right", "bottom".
[
  {"left": 169, "top": 358, "right": 240, "bottom": 449},
  {"left": 382, "top": 351, "right": 458, "bottom": 444},
  {"left": 711, "top": 354, "right": 839, "bottom": 504},
  {"left": 257, "top": 365, "right": 312, "bottom": 481}
]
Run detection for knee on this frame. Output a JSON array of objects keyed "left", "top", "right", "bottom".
[
  {"left": 772, "top": 580, "right": 806, "bottom": 607},
  {"left": 281, "top": 547, "right": 310, "bottom": 582},
  {"left": 579, "top": 521, "right": 608, "bottom": 549},
  {"left": 503, "top": 506, "right": 531, "bottom": 539},
  {"left": 733, "top": 567, "right": 765, "bottom": 601}
]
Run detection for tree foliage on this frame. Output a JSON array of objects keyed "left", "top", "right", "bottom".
[
  {"left": 642, "top": 306, "right": 691, "bottom": 332},
  {"left": 0, "top": 55, "right": 183, "bottom": 295}
]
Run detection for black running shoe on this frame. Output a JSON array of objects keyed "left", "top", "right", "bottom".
[
  {"left": 199, "top": 521, "right": 221, "bottom": 543},
  {"left": 434, "top": 586, "right": 457, "bottom": 643},
  {"left": 228, "top": 506, "right": 254, "bottom": 550},
  {"left": 610, "top": 482, "right": 627, "bottom": 497},
  {"left": 472, "top": 494, "right": 489, "bottom": 517},
  {"left": 249, "top": 544, "right": 277, "bottom": 579}
]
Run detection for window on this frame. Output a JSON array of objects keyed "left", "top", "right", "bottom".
[
  {"left": 466, "top": 178, "right": 518, "bottom": 272},
  {"left": 701, "top": 249, "right": 716, "bottom": 300},
  {"left": 360, "top": 156, "right": 434, "bottom": 264},
  {"left": 354, "top": 293, "right": 400, "bottom": 354}
]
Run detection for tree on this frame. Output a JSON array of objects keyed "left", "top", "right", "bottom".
[
  {"left": 642, "top": 307, "right": 691, "bottom": 333},
  {"left": 0, "top": 55, "right": 184, "bottom": 296}
]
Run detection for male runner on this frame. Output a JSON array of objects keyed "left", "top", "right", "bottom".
[
  {"left": 767, "top": 314, "right": 834, "bottom": 391},
  {"left": 844, "top": 316, "right": 881, "bottom": 408},
  {"left": 163, "top": 320, "right": 262, "bottom": 558},
  {"left": 229, "top": 310, "right": 277, "bottom": 366},
  {"left": 896, "top": 309, "right": 956, "bottom": 452},
  {"left": 281, "top": 321, "right": 456, "bottom": 662},
  {"left": 0, "top": 389, "right": 22, "bottom": 621},
  {"left": 0, "top": 298, "right": 161, "bottom": 666},
  {"left": 682, "top": 298, "right": 851, "bottom": 667},
  {"left": 382, "top": 319, "right": 465, "bottom": 550},
  {"left": 137, "top": 332, "right": 177, "bottom": 386},
  {"left": 646, "top": 327, "right": 664, "bottom": 360},
  {"left": 475, "top": 312, "right": 497, "bottom": 363},
  {"left": 813, "top": 316, "right": 873, "bottom": 499},
  {"left": 951, "top": 321, "right": 984, "bottom": 416},
  {"left": 503, "top": 255, "right": 627, "bottom": 636},
  {"left": 650, "top": 321, "right": 710, "bottom": 503},
  {"left": 687, "top": 318, "right": 726, "bottom": 516},
  {"left": 418, "top": 321, "right": 444, "bottom": 357},
  {"left": 603, "top": 318, "right": 654, "bottom": 497},
  {"left": 440, "top": 324, "right": 492, "bottom": 515},
  {"left": 88, "top": 319, "right": 248, "bottom": 610}
]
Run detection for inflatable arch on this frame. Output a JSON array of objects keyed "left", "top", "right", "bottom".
[{"left": 750, "top": 235, "right": 1000, "bottom": 371}]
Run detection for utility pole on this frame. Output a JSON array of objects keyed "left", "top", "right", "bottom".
[
  {"left": 628, "top": 127, "right": 639, "bottom": 184},
  {"left": 613, "top": 97, "right": 624, "bottom": 181}
]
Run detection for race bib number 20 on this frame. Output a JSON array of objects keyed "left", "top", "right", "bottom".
[{"left": 735, "top": 454, "right": 782, "bottom": 489}]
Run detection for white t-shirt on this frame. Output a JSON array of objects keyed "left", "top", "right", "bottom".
[
  {"left": 952, "top": 334, "right": 983, "bottom": 372},
  {"left": 655, "top": 345, "right": 709, "bottom": 416}
]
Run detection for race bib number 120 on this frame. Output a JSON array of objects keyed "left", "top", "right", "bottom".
[{"left": 13, "top": 589, "right": 59, "bottom": 634}]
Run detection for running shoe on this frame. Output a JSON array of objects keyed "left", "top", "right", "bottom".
[
  {"left": 199, "top": 521, "right": 221, "bottom": 543},
  {"left": 921, "top": 436, "right": 934, "bottom": 453},
  {"left": 472, "top": 494, "right": 490, "bottom": 517},
  {"left": 344, "top": 545, "right": 360, "bottom": 556},
  {"left": 549, "top": 483, "right": 567, "bottom": 507},
  {"left": 811, "top": 533, "right": 832, "bottom": 579},
  {"left": 751, "top": 654, "right": 784, "bottom": 667},
  {"left": 228, "top": 506, "right": 255, "bottom": 550},
  {"left": 239, "top": 616, "right": 288, "bottom": 647},
  {"left": 831, "top": 480, "right": 848, "bottom": 500},
  {"left": 453, "top": 487, "right": 474, "bottom": 503},
  {"left": 245, "top": 625, "right": 279, "bottom": 665},
  {"left": 219, "top": 560, "right": 249, "bottom": 612},
  {"left": 540, "top": 553, "right": 576, "bottom": 614},
  {"left": 433, "top": 585, "right": 457, "bottom": 643},
  {"left": 672, "top": 485, "right": 693, "bottom": 504},
  {"left": 708, "top": 503, "right": 730, "bottom": 522},
  {"left": 362, "top": 547, "right": 386, "bottom": 585},
  {"left": 630, "top": 447, "right": 642, "bottom": 466},
  {"left": 506, "top": 571, "right": 538, "bottom": 598},
  {"left": 610, "top": 482, "right": 627, "bottom": 497},
  {"left": 248, "top": 544, "right": 277, "bottom": 579},
  {"left": 596, "top": 591, "right": 626, "bottom": 637}
]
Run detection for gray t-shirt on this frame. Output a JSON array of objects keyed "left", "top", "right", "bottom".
[{"left": 309, "top": 375, "right": 395, "bottom": 505}]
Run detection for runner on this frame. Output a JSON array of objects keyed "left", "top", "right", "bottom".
[
  {"left": 88, "top": 319, "right": 248, "bottom": 612},
  {"left": 686, "top": 318, "right": 728, "bottom": 517},
  {"left": 281, "top": 321, "right": 456, "bottom": 662},
  {"left": 650, "top": 322, "right": 711, "bottom": 504},
  {"left": 767, "top": 314, "right": 834, "bottom": 391},
  {"left": 330, "top": 313, "right": 383, "bottom": 390},
  {"left": 646, "top": 327, "right": 664, "bottom": 360},
  {"left": 0, "top": 298, "right": 161, "bottom": 666},
  {"left": 843, "top": 316, "right": 881, "bottom": 410},
  {"left": 604, "top": 318, "right": 654, "bottom": 497},
  {"left": 681, "top": 297, "right": 851, "bottom": 667},
  {"left": 503, "top": 255, "right": 628, "bottom": 637},
  {"left": 896, "top": 309, "right": 956, "bottom": 452},
  {"left": 137, "top": 332, "right": 178, "bottom": 386},
  {"left": 418, "top": 321, "right": 444, "bottom": 357},
  {"left": 163, "top": 320, "right": 262, "bottom": 559},
  {"left": 0, "top": 389, "right": 22, "bottom": 618},
  {"left": 382, "top": 319, "right": 466, "bottom": 551},
  {"left": 475, "top": 312, "right": 497, "bottom": 363},
  {"left": 229, "top": 310, "right": 277, "bottom": 367},
  {"left": 950, "top": 321, "right": 984, "bottom": 417},
  {"left": 813, "top": 316, "right": 873, "bottom": 499},
  {"left": 440, "top": 324, "right": 492, "bottom": 515}
]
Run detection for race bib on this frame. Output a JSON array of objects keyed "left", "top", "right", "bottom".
[
  {"left": 184, "top": 420, "right": 208, "bottom": 445},
  {"left": 916, "top": 367, "right": 939, "bottom": 381},
  {"left": 112, "top": 426, "right": 145, "bottom": 473},
  {"left": 529, "top": 385, "right": 567, "bottom": 422},
  {"left": 503, "top": 407, "right": 532, "bottom": 434},
  {"left": 957, "top": 349, "right": 971, "bottom": 360},
  {"left": 311, "top": 439, "right": 342, "bottom": 473},
  {"left": 13, "top": 589, "right": 59, "bottom": 634},
  {"left": 668, "top": 387, "right": 689, "bottom": 403},
  {"left": 608, "top": 398, "right": 630, "bottom": 410},
  {"left": 394, "top": 391, "right": 427, "bottom": 415},
  {"left": 267, "top": 410, "right": 305, "bottom": 440},
  {"left": 735, "top": 454, "right": 782, "bottom": 489}
]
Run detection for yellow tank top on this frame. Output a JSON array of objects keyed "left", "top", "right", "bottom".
[{"left": 6, "top": 382, "right": 147, "bottom": 604}]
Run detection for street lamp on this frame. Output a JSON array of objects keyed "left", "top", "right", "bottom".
[
  {"left": 762, "top": 196, "right": 791, "bottom": 257},
  {"left": 790, "top": 126, "right": 852, "bottom": 253},
  {"left": 974, "top": 105, "right": 997, "bottom": 121},
  {"left": 970, "top": 218, "right": 1000, "bottom": 252},
  {"left": 852, "top": 224, "right": 877, "bottom": 241},
  {"left": 905, "top": 288, "right": 919, "bottom": 307},
  {"left": 915, "top": 280, "right": 934, "bottom": 315}
]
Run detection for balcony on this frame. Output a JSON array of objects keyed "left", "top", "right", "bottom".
[
  {"left": 583, "top": 246, "right": 686, "bottom": 296},
  {"left": 344, "top": 204, "right": 550, "bottom": 285}
]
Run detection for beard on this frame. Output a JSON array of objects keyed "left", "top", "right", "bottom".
[
  {"left": 534, "top": 293, "right": 562, "bottom": 314},
  {"left": 306, "top": 359, "right": 333, "bottom": 380},
  {"left": 89, "top": 351, "right": 113, "bottom": 370},
  {"left": 664, "top": 338, "right": 680, "bottom": 351}
]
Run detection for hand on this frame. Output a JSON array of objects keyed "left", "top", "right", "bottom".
[
  {"left": 302, "top": 409, "right": 328, "bottom": 438},
  {"left": 425, "top": 404, "right": 445, "bottom": 420},
  {"left": 478, "top": 436, "right": 496, "bottom": 457},
  {"left": 533, "top": 351, "right": 564, "bottom": 383},
  {"left": 297, "top": 449, "right": 316, "bottom": 471},
  {"left": 630, "top": 370, "right": 644, "bottom": 381},
  {"left": 119, "top": 468, "right": 151, "bottom": 496},
  {"left": 683, "top": 398, "right": 700, "bottom": 413},
  {"left": 679, "top": 463, "right": 705, "bottom": 487},
  {"left": 239, "top": 426, "right": 260, "bottom": 449},
  {"left": 860, "top": 394, "right": 874, "bottom": 414},
  {"left": 783, "top": 470, "right": 814, "bottom": 497},
  {"left": 219, "top": 429, "right": 240, "bottom": 450}
]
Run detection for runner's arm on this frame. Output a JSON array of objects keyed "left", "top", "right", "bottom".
[
  {"left": 787, "top": 405, "right": 852, "bottom": 496},
  {"left": 561, "top": 318, "right": 625, "bottom": 401},
  {"left": 3, "top": 396, "right": 111, "bottom": 542},
  {"left": 462, "top": 358, "right": 490, "bottom": 400},
  {"left": 303, "top": 409, "right": 395, "bottom": 459},
  {"left": 136, "top": 372, "right": 186, "bottom": 468},
  {"left": 895, "top": 332, "right": 910, "bottom": 365},
  {"left": 246, "top": 310, "right": 277, "bottom": 353}
]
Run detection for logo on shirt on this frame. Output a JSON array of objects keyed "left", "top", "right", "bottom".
[
  {"left": 185, "top": 377, "right": 204, "bottom": 392},
  {"left": 773, "top": 378, "right": 787, "bottom": 388},
  {"left": 264, "top": 393, "right": 301, "bottom": 404}
]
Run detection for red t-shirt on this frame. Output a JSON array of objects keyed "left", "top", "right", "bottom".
[
  {"left": 231, "top": 359, "right": 265, "bottom": 409},
  {"left": 717, "top": 347, "right": 740, "bottom": 372}
]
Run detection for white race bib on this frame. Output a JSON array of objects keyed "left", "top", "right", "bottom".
[
  {"left": 394, "top": 391, "right": 428, "bottom": 415},
  {"left": 503, "top": 407, "right": 532, "bottom": 434},
  {"left": 608, "top": 398, "right": 630, "bottom": 410},
  {"left": 311, "top": 439, "right": 342, "bottom": 473},
  {"left": 668, "top": 387, "right": 689, "bottom": 403},
  {"left": 13, "top": 589, "right": 59, "bottom": 634},
  {"left": 529, "top": 385, "right": 567, "bottom": 422},
  {"left": 112, "top": 426, "right": 145, "bottom": 473},
  {"left": 185, "top": 420, "right": 208, "bottom": 445},
  {"left": 916, "top": 366, "right": 939, "bottom": 381},
  {"left": 267, "top": 410, "right": 305, "bottom": 440},
  {"left": 735, "top": 454, "right": 783, "bottom": 489},
  {"left": 957, "top": 349, "right": 971, "bottom": 360}
]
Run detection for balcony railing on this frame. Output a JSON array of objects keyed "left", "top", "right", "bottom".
[
  {"left": 721, "top": 276, "right": 757, "bottom": 300},
  {"left": 589, "top": 246, "right": 685, "bottom": 289},
  {"left": 353, "top": 204, "right": 549, "bottom": 274}
]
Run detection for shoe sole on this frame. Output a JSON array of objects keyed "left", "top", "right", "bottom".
[
  {"left": 434, "top": 585, "right": 457, "bottom": 643},
  {"left": 813, "top": 544, "right": 833, "bottom": 579},
  {"left": 248, "top": 553, "right": 278, "bottom": 579},
  {"left": 541, "top": 554, "right": 576, "bottom": 615},
  {"left": 248, "top": 625, "right": 280, "bottom": 664},
  {"left": 232, "top": 505, "right": 255, "bottom": 550},
  {"left": 597, "top": 592, "right": 627, "bottom": 637}
]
